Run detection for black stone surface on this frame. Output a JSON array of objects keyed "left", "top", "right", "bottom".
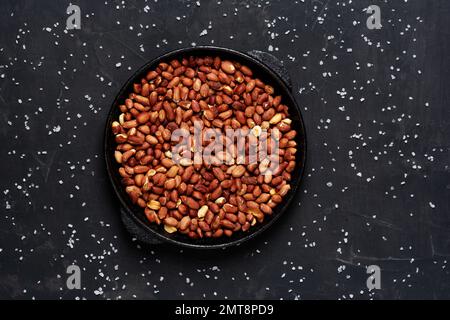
[{"left": 0, "top": 0, "right": 449, "bottom": 299}]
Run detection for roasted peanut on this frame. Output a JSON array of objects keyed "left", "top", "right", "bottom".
[{"left": 112, "top": 55, "right": 297, "bottom": 239}]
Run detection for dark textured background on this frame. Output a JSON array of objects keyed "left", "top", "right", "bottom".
[{"left": 0, "top": 0, "right": 449, "bottom": 299}]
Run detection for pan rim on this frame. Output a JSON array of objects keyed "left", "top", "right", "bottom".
[{"left": 104, "top": 46, "right": 307, "bottom": 249}]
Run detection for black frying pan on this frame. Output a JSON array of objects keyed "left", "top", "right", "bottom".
[{"left": 104, "top": 46, "right": 307, "bottom": 249}]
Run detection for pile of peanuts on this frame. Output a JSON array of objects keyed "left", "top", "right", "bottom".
[{"left": 112, "top": 55, "right": 297, "bottom": 239}]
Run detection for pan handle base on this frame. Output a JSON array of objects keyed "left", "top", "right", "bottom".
[
  {"left": 247, "top": 50, "right": 292, "bottom": 89},
  {"left": 120, "top": 208, "right": 164, "bottom": 245}
]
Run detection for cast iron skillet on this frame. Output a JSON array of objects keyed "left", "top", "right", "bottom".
[{"left": 104, "top": 46, "right": 307, "bottom": 249}]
